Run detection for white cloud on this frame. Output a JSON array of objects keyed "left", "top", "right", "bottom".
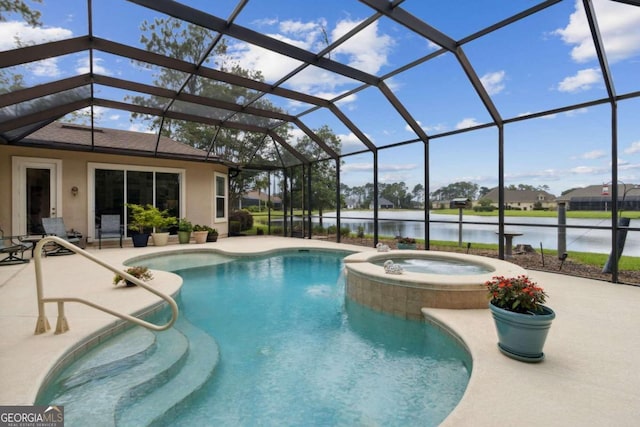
[
  {"left": 380, "top": 172, "right": 415, "bottom": 184},
  {"left": 554, "top": 0, "right": 640, "bottom": 63},
  {"left": 516, "top": 111, "right": 558, "bottom": 119},
  {"left": 337, "top": 132, "right": 372, "bottom": 151},
  {"left": 581, "top": 150, "right": 606, "bottom": 160},
  {"left": 480, "top": 70, "right": 506, "bottom": 95},
  {"left": 0, "top": 21, "right": 73, "bottom": 80},
  {"left": 379, "top": 163, "right": 418, "bottom": 172},
  {"left": 331, "top": 19, "right": 393, "bottom": 74},
  {"left": 455, "top": 118, "right": 481, "bottom": 129},
  {"left": 290, "top": 128, "right": 306, "bottom": 143},
  {"left": 342, "top": 162, "right": 373, "bottom": 173},
  {"left": 75, "top": 56, "right": 110, "bottom": 75},
  {"left": 342, "top": 162, "right": 418, "bottom": 185},
  {"left": 624, "top": 141, "right": 640, "bottom": 154},
  {"left": 0, "top": 20, "right": 72, "bottom": 50},
  {"left": 30, "top": 58, "right": 61, "bottom": 77},
  {"left": 334, "top": 93, "right": 358, "bottom": 108},
  {"left": 564, "top": 107, "right": 589, "bottom": 117},
  {"left": 557, "top": 68, "right": 601, "bottom": 92},
  {"left": 619, "top": 162, "right": 640, "bottom": 172},
  {"left": 128, "top": 123, "right": 155, "bottom": 134},
  {"left": 227, "top": 17, "right": 392, "bottom": 97},
  {"left": 571, "top": 165, "right": 603, "bottom": 174},
  {"left": 408, "top": 121, "right": 447, "bottom": 134}
]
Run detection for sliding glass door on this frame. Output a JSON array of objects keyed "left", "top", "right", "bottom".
[{"left": 89, "top": 163, "right": 184, "bottom": 239}]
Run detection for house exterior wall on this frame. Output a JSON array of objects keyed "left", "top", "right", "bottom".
[{"left": 0, "top": 145, "right": 228, "bottom": 240}]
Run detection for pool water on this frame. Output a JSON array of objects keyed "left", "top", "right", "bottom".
[
  {"left": 374, "top": 257, "right": 492, "bottom": 275},
  {"left": 164, "top": 251, "right": 470, "bottom": 426},
  {"left": 40, "top": 250, "right": 470, "bottom": 426}
]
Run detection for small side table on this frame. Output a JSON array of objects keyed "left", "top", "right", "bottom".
[
  {"left": 20, "top": 236, "right": 47, "bottom": 257},
  {"left": 496, "top": 232, "right": 523, "bottom": 258}
]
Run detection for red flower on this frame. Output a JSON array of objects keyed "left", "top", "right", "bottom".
[{"left": 485, "top": 275, "right": 548, "bottom": 314}]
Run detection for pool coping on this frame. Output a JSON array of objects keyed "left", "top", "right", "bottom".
[{"left": 1, "top": 236, "right": 639, "bottom": 426}]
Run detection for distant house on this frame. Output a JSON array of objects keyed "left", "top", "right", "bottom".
[
  {"left": 558, "top": 184, "right": 640, "bottom": 211},
  {"left": 480, "top": 188, "right": 557, "bottom": 211},
  {"left": 241, "top": 190, "right": 282, "bottom": 210},
  {"left": 345, "top": 196, "right": 360, "bottom": 209},
  {"left": 369, "top": 197, "right": 394, "bottom": 209}
]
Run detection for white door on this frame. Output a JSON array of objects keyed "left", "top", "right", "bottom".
[{"left": 12, "top": 157, "right": 62, "bottom": 236}]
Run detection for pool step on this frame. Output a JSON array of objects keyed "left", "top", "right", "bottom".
[
  {"left": 57, "top": 327, "right": 157, "bottom": 390},
  {"left": 49, "top": 326, "right": 189, "bottom": 426},
  {"left": 115, "top": 316, "right": 220, "bottom": 426}
]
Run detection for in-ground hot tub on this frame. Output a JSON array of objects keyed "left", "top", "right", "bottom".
[{"left": 343, "top": 250, "right": 527, "bottom": 320}]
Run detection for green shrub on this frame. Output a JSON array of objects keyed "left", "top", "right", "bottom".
[
  {"left": 312, "top": 224, "right": 326, "bottom": 234},
  {"left": 230, "top": 209, "right": 254, "bottom": 231},
  {"left": 177, "top": 218, "right": 193, "bottom": 232},
  {"left": 473, "top": 206, "right": 494, "bottom": 212}
]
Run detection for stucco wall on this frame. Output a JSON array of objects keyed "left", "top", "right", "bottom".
[{"left": 0, "top": 145, "right": 228, "bottom": 238}]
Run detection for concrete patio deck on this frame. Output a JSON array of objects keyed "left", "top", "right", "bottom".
[{"left": 1, "top": 236, "right": 639, "bottom": 426}]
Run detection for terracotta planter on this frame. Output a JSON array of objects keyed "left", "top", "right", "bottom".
[
  {"left": 193, "top": 231, "right": 208, "bottom": 244},
  {"left": 489, "top": 301, "right": 555, "bottom": 362},
  {"left": 151, "top": 232, "right": 169, "bottom": 246}
]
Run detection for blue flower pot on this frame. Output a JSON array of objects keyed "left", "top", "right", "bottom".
[
  {"left": 489, "top": 302, "right": 555, "bottom": 363},
  {"left": 131, "top": 233, "right": 150, "bottom": 248}
]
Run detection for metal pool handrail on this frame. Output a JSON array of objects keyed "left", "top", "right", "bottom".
[{"left": 33, "top": 236, "right": 179, "bottom": 335}]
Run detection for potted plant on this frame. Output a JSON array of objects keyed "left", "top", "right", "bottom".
[
  {"left": 206, "top": 227, "right": 218, "bottom": 242},
  {"left": 177, "top": 218, "right": 193, "bottom": 244},
  {"left": 113, "top": 266, "right": 153, "bottom": 287},
  {"left": 397, "top": 236, "right": 417, "bottom": 250},
  {"left": 149, "top": 208, "right": 177, "bottom": 247},
  {"left": 192, "top": 224, "right": 209, "bottom": 244},
  {"left": 126, "top": 203, "right": 153, "bottom": 247},
  {"left": 126, "top": 204, "right": 177, "bottom": 247},
  {"left": 486, "top": 275, "right": 555, "bottom": 362}
]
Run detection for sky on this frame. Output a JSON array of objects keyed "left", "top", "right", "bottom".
[{"left": 2, "top": 0, "right": 640, "bottom": 197}]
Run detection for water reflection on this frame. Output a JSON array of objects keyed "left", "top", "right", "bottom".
[{"left": 305, "top": 211, "right": 640, "bottom": 257}]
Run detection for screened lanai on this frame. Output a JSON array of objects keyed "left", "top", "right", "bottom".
[{"left": 2, "top": 0, "right": 640, "bottom": 283}]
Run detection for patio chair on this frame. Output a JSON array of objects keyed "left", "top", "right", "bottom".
[
  {"left": 97, "top": 214, "right": 124, "bottom": 249},
  {"left": 0, "top": 228, "right": 30, "bottom": 265},
  {"left": 41, "top": 217, "right": 81, "bottom": 256}
]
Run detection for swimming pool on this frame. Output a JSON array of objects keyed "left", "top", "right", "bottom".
[{"left": 40, "top": 250, "right": 471, "bottom": 426}]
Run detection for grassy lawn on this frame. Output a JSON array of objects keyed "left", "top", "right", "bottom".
[
  {"left": 247, "top": 209, "right": 640, "bottom": 270},
  {"left": 428, "top": 239, "right": 640, "bottom": 270}
]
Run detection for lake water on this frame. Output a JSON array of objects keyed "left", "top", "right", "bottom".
[{"left": 309, "top": 210, "right": 640, "bottom": 257}]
